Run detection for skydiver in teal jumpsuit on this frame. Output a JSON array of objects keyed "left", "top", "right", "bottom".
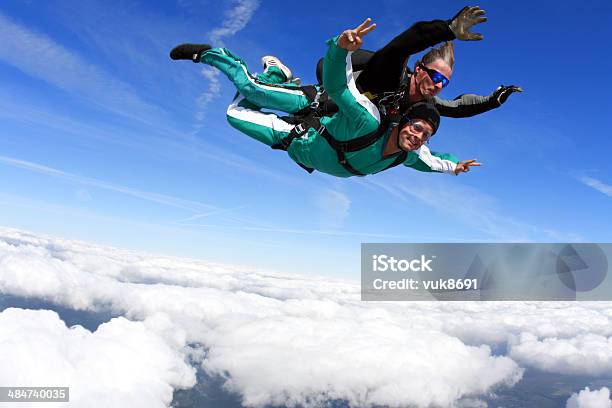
[{"left": 172, "top": 19, "right": 481, "bottom": 177}]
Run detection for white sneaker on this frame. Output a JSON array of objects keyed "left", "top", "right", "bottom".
[{"left": 261, "top": 55, "right": 293, "bottom": 82}]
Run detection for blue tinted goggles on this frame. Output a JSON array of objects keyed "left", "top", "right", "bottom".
[{"left": 419, "top": 63, "right": 450, "bottom": 88}]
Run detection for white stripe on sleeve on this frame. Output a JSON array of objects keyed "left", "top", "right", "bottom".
[{"left": 416, "top": 145, "right": 458, "bottom": 175}]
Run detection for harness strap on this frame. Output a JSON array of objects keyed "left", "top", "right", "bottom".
[
  {"left": 378, "top": 151, "right": 408, "bottom": 173},
  {"left": 293, "top": 85, "right": 330, "bottom": 117},
  {"left": 337, "top": 119, "right": 391, "bottom": 152},
  {"left": 270, "top": 115, "right": 321, "bottom": 174},
  {"left": 317, "top": 128, "right": 367, "bottom": 177},
  {"left": 319, "top": 121, "right": 405, "bottom": 176},
  {"left": 273, "top": 116, "right": 396, "bottom": 176},
  {"left": 297, "top": 162, "right": 315, "bottom": 174},
  {"left": 271, "top": 115, "right": 323, "bottom": 151}
]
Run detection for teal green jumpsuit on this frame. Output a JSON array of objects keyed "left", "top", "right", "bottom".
[{"left": 199, "top": 38, "right": 459, "bottom": 178}]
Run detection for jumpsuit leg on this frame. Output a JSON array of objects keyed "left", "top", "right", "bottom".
[
  {"left": 225, "top": 94, "right": 295, "bottom": 147},
  {"left": 200, "top": 48, "right": 310, "bottom": 114},
  {"left": 255, "top": 66, "right": 287, "bottom": 86}
]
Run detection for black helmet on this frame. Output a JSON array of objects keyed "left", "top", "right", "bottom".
[{"left": 398, "top": 102, "right": 441, "bottom": 135}]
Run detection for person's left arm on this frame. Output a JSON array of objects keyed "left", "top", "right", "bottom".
[
  {"left": 433, "top": 85, "right": 523, "bottom": 118},
  {"left": 405, "top": 146, "right": 481, "bottom": 175},
  {"left": 356, "top": 20, "right": 454, "bottom": 94},
  {"left": 356, "top": 6, "right": 487, "bottom": 93}
]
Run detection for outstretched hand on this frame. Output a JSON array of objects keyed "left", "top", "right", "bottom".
[
  {"left": 494, "top": 85, "right": 523, "bottom": 105},
  {"left": 338, "top": 18, "right": 377, "bottom": 51},
  {"left": 454, "top": 159, "right": 482, "bottom": 175},
  {"left": 449, "top": 6, "right": 487, "bottom": 41}
]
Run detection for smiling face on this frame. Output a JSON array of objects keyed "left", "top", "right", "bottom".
[
  {"left": 414, "top": 59, "right": 452, "bottom": 99},
  {"left": 397, "top": 119, "right": 434, "bottom": 151}
]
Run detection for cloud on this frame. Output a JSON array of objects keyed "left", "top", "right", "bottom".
[
  {"left": 172, "top": 221, "right": 408, "bottom": 238},
  {"left": 195, "top": 0, "right": 260, "bottom": 117},
  {"left": 567, "top": 387, "right": 612, "bottom": 408},
  {"left": 3, "top": 228, "right": 612, "bottom": 406},
  {"left": 0, "top": 227, "right": 526, "bottom": 407},
  {"left": 0, "top": 12, "right": 164, "bottom": 123},
  {"left": 580, "top": 176, "right": 612, "bottom": 197},
  {"left": 209, "top": 0, "right": 260, "bottom": 47},
  {"left": 195, "top": 66, "right": 222, "bottom": 121},
  {"left": 510, "top": 333, "right": 612, "bottom": 376},
  {"left": 0, "top": 308, "right": 195, "bottom": 408}
]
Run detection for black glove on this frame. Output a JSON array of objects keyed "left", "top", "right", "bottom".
[
  {"left": 493, "top": 85, "right": 523, "bottom": 105},
  {"left": 449, "top": 6, "right": 487, "bottom": 41}
]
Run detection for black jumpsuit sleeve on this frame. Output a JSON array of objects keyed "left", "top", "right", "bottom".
[
  {"left": 355, "top": 20, "right": 455, "bottom": 94},
  {"left": 316, "top": 49, "right": 375, "bottom": 85},
  {"left": 433, "top": 90, "right": 501, "bottom": 118}
]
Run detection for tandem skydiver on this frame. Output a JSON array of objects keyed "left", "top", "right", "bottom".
[
  {"left": 312, "top": 6, "right": 522, "bottom": 118},
  {"left": 171, "top": 5, "right": 522, "bottom": 125},
  {"left": 170, "top": 18, "right": 481, "bottom": 178}
]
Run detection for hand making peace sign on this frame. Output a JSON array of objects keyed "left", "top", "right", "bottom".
[
  {"left": 454, "top": 159, "right": 482, "bottom": 175},
  {"left": 338, "top": 18, "right": 377, "bottom": 51}
]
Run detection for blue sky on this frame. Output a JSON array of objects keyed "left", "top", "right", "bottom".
[{"left": 0, "top": 0, "right": 611, "bottom": 278}]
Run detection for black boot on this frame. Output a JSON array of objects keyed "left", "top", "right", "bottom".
[{"left": 169, "top": 44, "right": 212, "bottom": 63}]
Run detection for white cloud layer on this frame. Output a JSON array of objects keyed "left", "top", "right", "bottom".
[
  {"left": 510, "top": 333, "right": 612, "bottom": 376},
  {"left": 567, "top": 387, "right": 612, "bottom": 408},
  {"left": 1, "top": 227, "right": 612, "bottom": 407},
  {"left": 0, "top": 308, "right": 195, "bottom": 408}
]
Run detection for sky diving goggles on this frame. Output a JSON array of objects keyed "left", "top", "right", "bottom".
[
  {"left": 407, "top": 119, "right": 433, "bottom": 141},
  {"left": 419, "top": 63, "right": 450, "bottom": 88}
]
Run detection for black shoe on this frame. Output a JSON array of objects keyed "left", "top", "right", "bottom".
[{"left": 170, "top": 43, "right": 212, "bottom": 63}]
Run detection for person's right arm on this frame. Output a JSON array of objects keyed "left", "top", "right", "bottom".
[{"left": 322, "top": 19, "right": 381, "bottom": 135}]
